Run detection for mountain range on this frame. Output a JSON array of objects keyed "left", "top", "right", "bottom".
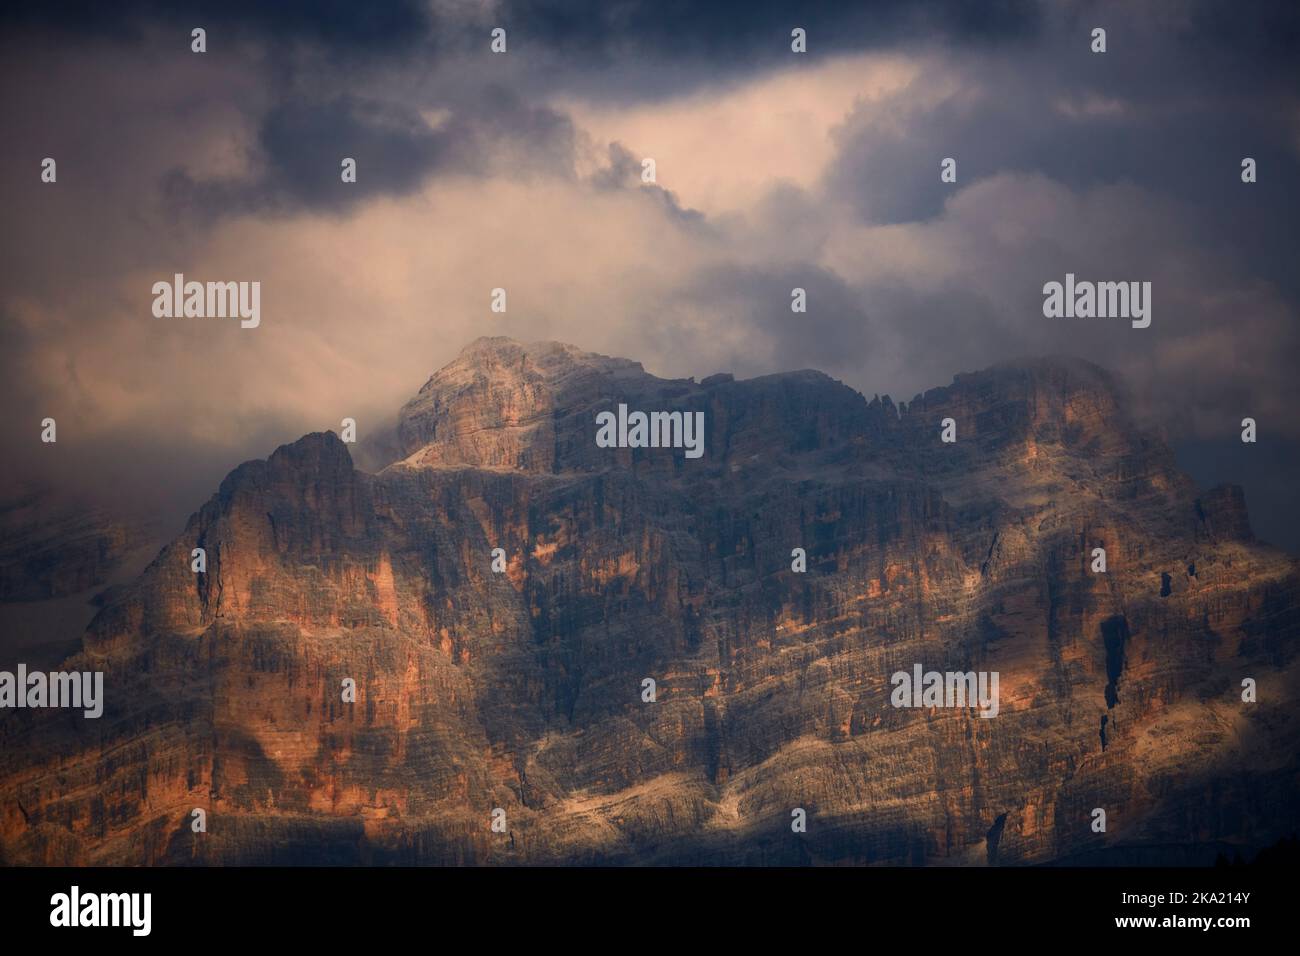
[{"left": 1, "top": 337, "right": 1296, "bottom": 865}]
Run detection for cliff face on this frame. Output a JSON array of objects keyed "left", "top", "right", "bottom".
[{"left": 2, "top": 338, "right": 1296, "bottom": 865}]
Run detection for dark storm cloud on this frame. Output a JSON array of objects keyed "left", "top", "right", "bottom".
[
  {"left": 820, "top": 1, "right": 1300, "bottom": 326},
  {"left": 1, "top": 0, "right": 1042, "bottom": 56},
  {"left": 497, "top": 0, "right": 1042, "bottom": 60},
  {"left": 589, "top": 143, "right": 706, "bottom": 227},
  {"left": 827, "top": 3, "right": 1300, "bottom": 219},
  {"left": 452, "top": 86, "right": 580, "bottom": 179},
  {"left": 827, "top": 76, "right": 1300, "bottom": 301},
  {"left": 0, "top": 0, "right": 434, "bottom": 56},
  {"left": 4, "top": 0, "right": 1296, "bottom": 104},
  {"left": 160, "top": 96, "right": 446, "bottom": 217},
  {"left": 158, "top": 88, "right": 580, "bottom": 219},
  {"left": 0, "top": 0, "right": 1047, "bottom": 113},
  {"left": 428, "top": 0, "right": 1046, "bottom": 105}
]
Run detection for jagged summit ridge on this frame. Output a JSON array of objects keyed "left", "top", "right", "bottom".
[
  {"left": 393, "top": 337, "right": 851, "bottom": 474},
  {"left": 389, "top": 338, "right": 1148, "bottom": 480}
]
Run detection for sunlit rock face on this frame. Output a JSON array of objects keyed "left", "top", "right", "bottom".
[{"left": 2, "top": 338, "right": 1296, "bottom": 865}]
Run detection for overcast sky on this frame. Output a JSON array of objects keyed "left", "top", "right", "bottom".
[{"left": 1, "top": 0, "right": 1297, "bottom": 549}]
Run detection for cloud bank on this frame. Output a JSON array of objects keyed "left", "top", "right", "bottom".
[{"left": 1, "top": 0, "right": 1297, "bottom": 547}]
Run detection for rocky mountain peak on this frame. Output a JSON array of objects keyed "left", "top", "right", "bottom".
[
  {"left": 392, "top": 337, "right": 861, "bottom": 475},
  {"left": 385, "top": 341, "right": 1186, "bottom": 511},
  {"left": 7, "top": 342, "right": 1292, "bottom": 867},
  {"left": 394, "top": 338, "right": 660, "bottom": 472}
]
